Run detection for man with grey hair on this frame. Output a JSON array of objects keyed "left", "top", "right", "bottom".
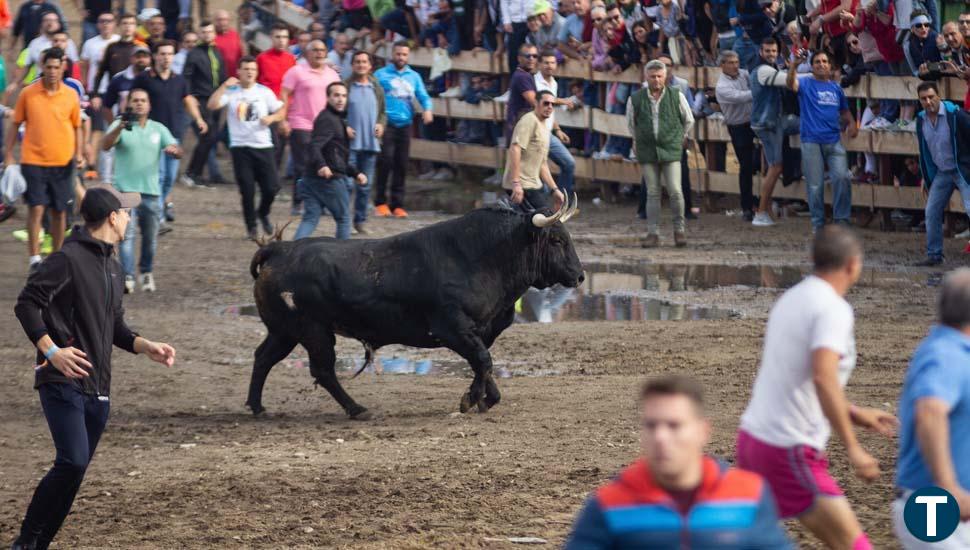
[
  {"left": 893, "top": 268, "right": 970, "bottom": 548},
  {"left": 715, "top": 50, "right": 757, "bottom": 222},
  {"left": 627, "top": 59, "right": 694, "bottom": 248}
]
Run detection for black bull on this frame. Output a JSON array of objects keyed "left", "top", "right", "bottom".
[{"left": 246, "top": 203, "right": 584, "bottom": 419}]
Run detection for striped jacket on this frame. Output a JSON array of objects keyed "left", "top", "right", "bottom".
[{"left": 565, "top": 457, "right": 792, "bottom": 549}]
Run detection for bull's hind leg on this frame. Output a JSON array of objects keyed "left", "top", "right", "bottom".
[
  {"left": 247, "top": 332, "right": 298, "bottom": 415},
  {"left": 304, "top": 330, "right": 371, "bottom": 420}
]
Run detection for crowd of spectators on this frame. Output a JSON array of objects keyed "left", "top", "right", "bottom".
[{"left": 1, "top": 0, "right": 969, "bottom": 275}]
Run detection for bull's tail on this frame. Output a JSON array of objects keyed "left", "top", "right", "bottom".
[
  {"left": 351, "top": 343, "right": 376, "bottom": 379},
  {"left": 250, "top": 220, "right": 294, "bottom": 279}
]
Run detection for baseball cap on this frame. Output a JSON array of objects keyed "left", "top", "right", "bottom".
[
  {"left": 138, "top": 7, "right": 161, "bottom": 21},
  {"left": 533, "top": 0, "right": 551, "bottom": 14},
  {"left": 80, "top": 185, "right": 141, "bottom": 223},
  {"left": 132, "top": 45, "right": 152, "bottom": 56}
]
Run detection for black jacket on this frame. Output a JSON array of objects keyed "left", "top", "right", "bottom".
[
  {"left": 14, "top": 227, "right": 138, "bottom": 396},
  {"left": 306, "top": 105, "right": 360, "bottom": 179},
  {"left": 183, "top": 44, "right": 227, "bottom": 99}
]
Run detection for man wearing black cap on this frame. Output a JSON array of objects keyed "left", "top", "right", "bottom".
[{"left": 10, "top": 185, "right": 176, "bottom": 550}]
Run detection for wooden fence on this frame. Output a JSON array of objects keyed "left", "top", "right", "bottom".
[{"left": 251, "top": 3, "right": 966, "bottom": 214}]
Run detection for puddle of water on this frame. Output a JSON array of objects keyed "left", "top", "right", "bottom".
[
  {"left": 579, "top": 262, "right": 943, "bottom": 292},
  {"left": 275, "top": 356, "right": 559, "bottom": 378},
  {"left": 516, "top": 288, "right": 737, "bottom": 322}
]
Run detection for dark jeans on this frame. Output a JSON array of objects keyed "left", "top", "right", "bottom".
[
  {"left": 421, "top": 17, "right": 461, "bottom": 55},
  {"left": 375, "top": 125, "right": 411, "bottom": 210},
  {"left": 231, "top": 147, "right": 279, "bottom": 231},
  {"left": 504, "top": 188, "right": 550, "bottom": 212},
  {"left": 17, "top": 383, "right": 110, "bottom": 549},
  {"left": 380, "top": 8, "right": 412, "bottom": 37},
  {"left": 727, "top": 124, "right": 757, "bottom": 212},
  {"left": 290, "top": 129, "right": 313, "bottom": 208},
  {"left": 507, "top": 22, "right": 530, "bottom": 73},
  {"left": 270, "top": 121, "right": 288, "bottom": 169},
  {"left": 186, "top": 101, "right": 220, "bottom": 177}
]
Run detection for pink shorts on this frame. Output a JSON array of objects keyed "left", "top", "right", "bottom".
[{"left": 736, "top": 430, "right": 844, "bottom": 519}]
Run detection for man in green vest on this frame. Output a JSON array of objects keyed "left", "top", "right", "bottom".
[{"left": 627, "top": 59, "right": 695, "bottom": 248}]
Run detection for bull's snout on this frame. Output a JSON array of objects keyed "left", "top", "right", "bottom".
[{"left": 577, "top": 273, "right": 586, "bottom": 284}]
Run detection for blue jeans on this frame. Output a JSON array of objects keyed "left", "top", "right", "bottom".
[
  {"left": 734, "top": 36, "right": 759, "bottom": 72},
  {"left": 547, "top": 134, "right": 576, "bottom": 195},
  {"left": 157, "top": 144, "right": 180, "bottom": 217},
  {"left": 16, "top": 383, "right": 110, "bottom": 547},
  {"left": 801, "top": 141, "right": 851, "bottom": 229},
  {"left": 295, "top": 175, "right": 353, "bottom": 240},
  {"left": 120, "top": 193, "right": 161, "bottom": 275},
  {"left": 925, "top": 169, "right": 970, "bottom": 260},
  {"left": 349, "top": 150, "right": 377, "bottom": 224}
]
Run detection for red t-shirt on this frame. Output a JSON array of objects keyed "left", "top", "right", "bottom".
[
  {"left": 214, "top": 29, "right": 243, "bottom": 78},
  {"left": 821, "top": 0, "right": 858, "bottom": 38},
  {"left": 256, "top": 48, "right": 296, "bottom": 97}
]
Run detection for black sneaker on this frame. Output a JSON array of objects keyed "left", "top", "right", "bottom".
[
  {"left": 914, "top": 257, "right": 943, "bottom": 267},
  {"left": 260, "top": 216, "right": 274, "bottom": 236},
  {"left": 157, "top": 225, "right": 173, "bottom": 236},
  {"left": 165, "top": 202, "right": 175, "bottom": 222},
  {"left": 743, "top": 210, "right": 754, "bottom": 222}
]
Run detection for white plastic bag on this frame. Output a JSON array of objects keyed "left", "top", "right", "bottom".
[{"left": 0, "top": 164, "right": 26, "bottom": 203}]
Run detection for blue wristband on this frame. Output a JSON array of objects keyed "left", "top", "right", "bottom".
[{"left": 44, "top": 343, "right": 60, "bottom": 360}]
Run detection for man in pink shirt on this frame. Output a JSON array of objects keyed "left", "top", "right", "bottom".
[
  {"left": 280, "top": 40, "right": 339, "bottom": 214},
  {"left": 213, "top": 9, "right": 243, "bottom": 78}
]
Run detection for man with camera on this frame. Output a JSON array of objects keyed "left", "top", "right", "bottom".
[{"left": 101, "top": 88, "right": 182, "bottom": 293}]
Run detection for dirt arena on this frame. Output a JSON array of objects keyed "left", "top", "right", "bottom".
[{"left": 2, "top": 171, "right": 967, "bottom": 548}]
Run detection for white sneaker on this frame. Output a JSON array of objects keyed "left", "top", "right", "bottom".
[
  {"left": 483, "top": 171, "right": 502, "bottom": 185},
  {"left": 179, "top": 174, "right": 197, "bottom": 187},
  {"left": 418, "top": 168, "right": 438, "bottom": 180},
  {"left": 124, "top": 275, "right": 136, "bottom": 294},
  {"left": 591, "top": 150, "right": 611, "bottom": 160},
  {"left": 440, "top": 86, "right": 463, "bottom": 98},
  {"left": 862, "top": 116, "right": 893, "bottom": 131},
  {"left": 140, "top": 273, "right": 156, "bottom": 292},
  {"left": 956, "top": 228, "right": 970, "bottom": 239},
  {"left": 432, "top": 167, "right": 454, "bottom": 181},
  {"left": 752, "top": 212, "right": 775, "bottom": 227},
  {"left": 493, "top": 91, "right": 510, "bottom": 103}
]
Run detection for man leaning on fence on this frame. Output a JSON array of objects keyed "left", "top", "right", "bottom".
[{"left": 627, "top": 59, "right": 694, "bottom": 249}]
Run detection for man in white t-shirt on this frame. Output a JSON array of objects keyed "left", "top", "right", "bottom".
[
  {"left": 534, "top": 50, "right": 579, "bottom": 195},
  {"left": 737, "top": 225, "right": 898, "bottom": 550},
  {"left": 24, "top": 11, "right": 80, "bottom": 69},
  {"left": 80, "top": 13, "right": 119, "bottom": 96},
  {"left": 208, "top": 56, "right": 287, "bottom": 240}
]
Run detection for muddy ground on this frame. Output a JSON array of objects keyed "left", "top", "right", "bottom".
[{"left": 1, "top": 167, "right": 967, "bottom": 548}]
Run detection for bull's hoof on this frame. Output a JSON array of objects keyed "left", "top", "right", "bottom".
[
  {"left": 476, "top": 399, "right": 489, "bottom": 413},
  {"left": 247, "top": 403, "right": 266, "bottom": 417},
  {"left": 459, "top": 392, "right": 474, "bottom": 413},
  {"left": 349, "top": 408, "right": 373, "bottom": 421}
]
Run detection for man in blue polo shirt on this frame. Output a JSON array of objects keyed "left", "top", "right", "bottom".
[
  {"left": 894, "top": 268, "right": 970, "bottom": 549},
  {"left": 787, "top": 51, "right": 857, "bottom": 232}
]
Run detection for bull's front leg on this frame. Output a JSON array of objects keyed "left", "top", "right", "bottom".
[{"left": 431, "top": 315, "right": 497, "bottom": 413}]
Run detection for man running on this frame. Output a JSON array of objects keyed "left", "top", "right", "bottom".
[
  {"left": 737, "top": 225, "right": 897, "bottom": 549},
  {"left": 10, "top": 185, "right": 176, "bottom": 550}
]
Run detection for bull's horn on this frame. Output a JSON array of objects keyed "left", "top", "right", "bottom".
[
  {"left": 531, "top": 193, "right": 569, "bottom": 227},
  {"left": 562, "top": 193, "right": 580, "bottom": 222}
]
